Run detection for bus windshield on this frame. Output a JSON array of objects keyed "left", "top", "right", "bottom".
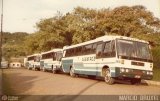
[{"left": 116, "top": 39, "right": 152, "bottom": 62}]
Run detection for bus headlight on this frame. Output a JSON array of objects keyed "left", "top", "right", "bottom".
[
  {"left": 120, "top": 68, "right": 131, "bottom": 73},
  {"left": 126, "top": 69, "right": 129, "bottom": 73},
  {"left": 149, "top": 72, "right": 153, "bottom": 75},
  {"left": 120, "top": 68, "right": 125, "bottom": 72},
  {"left": 146, "top": 71, "right": 153, "bottom": 75}
]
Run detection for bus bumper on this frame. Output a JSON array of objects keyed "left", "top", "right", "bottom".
[{"left": 112, "top": 67, "right": 153, "bottom": 80}]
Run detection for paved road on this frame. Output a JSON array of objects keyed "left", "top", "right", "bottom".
[{"left": 2, "top": 69, "right": 160, "bottom": 95}]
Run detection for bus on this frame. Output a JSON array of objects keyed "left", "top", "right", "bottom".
[
  {"left": 61, "top": 35, "right": 153, "bottom": 85},
  {"left": 40, "top": 49, "right": 63, "bottom": 73},
  {"left": 1, "top": 61, "right": 8, "bottom": 69},
  {"left": 26, "top": 54, "right": 41, "bottom": 70}
]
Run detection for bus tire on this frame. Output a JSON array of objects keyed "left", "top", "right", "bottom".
[
  {"left": 42, "top": 67, "right": 46, "bottom": 72},
  {"left": 104, "top": 68, "right": 115, "bottom": 85},
  {"left": 131, "top": 78, "right": 141, "bottom": 85},
  {"left": 53, "top": 70, "right": 56, "bottom": 74},
  {"left": 52, "top": 65, "right": 56, "bottom": 74},
  {"left": 70, "top": 67, "right": 76, "bottom": 77},
  {"left": 52, "top": 69, "right": 57, "bottom": 74},
  {"left": 34, "top": 66, "right": 37, "bottom": 71}
]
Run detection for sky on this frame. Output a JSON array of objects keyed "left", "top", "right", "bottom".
[{"left": 1, "top": 0, "right": 160, "bottom": 33}]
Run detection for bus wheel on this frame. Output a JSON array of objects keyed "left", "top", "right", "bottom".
[
  {"left": 131, "top": 78, "right": 141, "bottom": 85},
  {"left": 52, "top": 69, "right": 57, "bottom": 74},
  {"left": 34, "top": 67, "right": 36, "bottom": 71},
  {"left": 70, "top": 67, "right": 76, "bottom": 77},
  {"left": 42, "top": 67, "right": 46, "bottom": 72},
  {"left": 104, "top": 68, "right": 115, "bottom": 85}
]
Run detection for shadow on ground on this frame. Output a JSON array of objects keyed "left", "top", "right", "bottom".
[
  {"left": 2, "top": 69, "right": 38, "bottom": 95},
  {"left": 75, "top": 74, "right": 148, "bottom": 86},
  {"left": 2, "top": 68, "right": 149, "bottom": 101}
]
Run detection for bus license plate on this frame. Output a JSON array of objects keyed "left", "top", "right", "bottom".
[
  {"left": 134, "top": 71, "right": 142, "bottom": 75},
  {"left": 135, "top": 75, "right": 141, "bottom": 78}
]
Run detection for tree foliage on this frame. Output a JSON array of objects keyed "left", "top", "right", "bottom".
[
  {"left": 2, "top": 32, "right": 29, "bottom": 60},
  {"left": 29, "top": 6, "right": 160, "bottom": 47},
  {"left": 3, "top": 6, "right": 160, "bottom": 67}
]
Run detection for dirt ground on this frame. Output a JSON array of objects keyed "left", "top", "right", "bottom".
[{"left": 2, "top": 68, "right": 160, "bottom": 96}]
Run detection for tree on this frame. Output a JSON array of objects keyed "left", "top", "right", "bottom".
[
  {"left": 21, "top": 6, "right": 160, "bottom": 68},
  {"left": 2, "top": 32, "right": 29, "bottom": 60}
]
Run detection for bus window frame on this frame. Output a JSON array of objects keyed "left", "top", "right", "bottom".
[
  {"left": 102, "top": 40, "right": 116, "bottom": 58},
  {"left": 28, "top": 56, "right": 35, "bottom": 61},
  {"left": 82, "top": 43, "right": 94, "bottom": 55},
  {"left": 96, "top": 42, "right": 104, "bottom": 59}
]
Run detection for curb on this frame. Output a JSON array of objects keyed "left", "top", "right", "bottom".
[
  {"left": 142, "top": 80, "right": 160, "bottom": 86},
  {"left": 0, "top": 69, "right": 2, "bottom": 95}
]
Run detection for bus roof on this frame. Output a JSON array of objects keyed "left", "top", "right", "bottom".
[
  {"left": 63, "top": 35, "right": 148, "bottom": 50},
  {"left": 41, "top": 49, "right": 62, "bottom": 55},
  {"left": 27, "top": 53, "right": 41, "bottom": 58}
]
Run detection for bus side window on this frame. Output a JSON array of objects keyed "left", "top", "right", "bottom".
[
  {"left": 75, "top": 46, "right": 82, "bottom": 56},
  {"left": 96, "top": 43, "right": 103, "bottom": 58},
  {"left": 65, "top": 50, "right": 69, "bottom": 57},
  {"left": 103, "top": 41, "right": 112, "bottom": 57},
  {"left": 53, "top": 52, "right": 56, "bottom": 60},
  {"left": 92, "top": 43, "right": 97, "bottom": 53},
  {"left": 103, "top": 41, "right": 116, "bottom": 57},
  {"left": 70, "top": 48, "right": 75, "bottom": 57},
  {"left": 56, "top": 52, "right": 63, "bottom": 61},
  {"left": 83, "top": 44, "right": 93, "bottom": 55},
  {"left": 81, "top": 46, "right": 85, "bottom": 55},
  {"left": 36, "top": 56, "right": 40, "bottom": 62},
  {"left": 66, "top": 49, "right": 73, "bottom": 57},
  {"left": 34, "top": 56, "right": 36, "bottom": 62},
  {"left": 111, "top": 40, "right": 116, "bottom": 57}
]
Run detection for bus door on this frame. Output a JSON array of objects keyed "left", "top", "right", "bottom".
[
  {"left": 95, "top": 42, "right": 104, "bottom": 76},
  {"left": 96, "top": 41, "right": 116, "bottom": 76}
]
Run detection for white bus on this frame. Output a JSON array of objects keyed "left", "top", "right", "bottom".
[
  {"left": 40, "top": 49, "right": 63, "bottom": 73},
  {"left": 26, "top": 54, "right": 41, "bottom": 70},
  {"left": 61, "top": 35, "right": 153, "bottom": 84},
  {"left": 1, "top": 61, "right": 8, "bottom": 69}
]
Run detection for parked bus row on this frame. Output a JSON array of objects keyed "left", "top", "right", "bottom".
[{"left": 25, "top": 35, "right": 153, "bottom": 85}]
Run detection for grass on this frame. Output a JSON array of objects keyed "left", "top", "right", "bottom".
[
  {"left": 152, "top": 67, "right": 160, "bottom": 82},
  {"left": 2, "top": 69, "right": 15, "bottom": 95}
]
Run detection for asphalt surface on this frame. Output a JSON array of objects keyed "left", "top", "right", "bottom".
[{"left": 2, "top": 69, "right": 160, "bottom": 95}]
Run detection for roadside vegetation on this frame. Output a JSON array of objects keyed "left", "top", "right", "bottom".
[
  {"left": 2, "top": 5, "right": 160, "bottom": 81},
  {"left": 2, "top": 32, "right": 29, "bottom": 61},
  {"left": 153, "top": 68, "right": 160, "bottom": 81}
]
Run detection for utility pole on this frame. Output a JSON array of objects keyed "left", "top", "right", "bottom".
[{"left": 0, "top": 0, "right": 3, "bottom": 68}]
